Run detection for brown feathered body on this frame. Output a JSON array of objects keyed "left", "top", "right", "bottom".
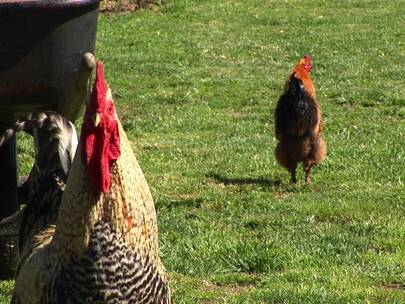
[{"left": 274, "top": 56, "right": 326, "bottom": 183}]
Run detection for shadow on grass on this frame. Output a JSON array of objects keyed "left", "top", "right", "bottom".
[
  {"left": 155, "top": 197, "right": 204, "bottom": 211},
  {"left": 168, "top": 198, "right": 203, "bottom": 209},
  {"left": 208, "top": 173, "right": 281, "bottom": 188}
]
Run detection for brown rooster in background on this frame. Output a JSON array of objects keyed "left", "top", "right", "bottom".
[
  {"left": 274, "top": 55, "right": 326, "bottom": 183},
  {"left": 12, "top": 63, "right": 170, "bottom": 304}
]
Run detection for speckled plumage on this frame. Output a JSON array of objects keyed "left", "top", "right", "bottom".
[
  {"left": 42, "top": 220, "right": 169, "bottom": 304},
  {"left": 0, "top": 111, "right": 77, "bottom": 186},
  {"left": 0, "top": 112, "right": 76, "bottom": 256},
  {"left": 0, "top": 112, "right": 77, "bottom": 304},
  {"left": 12, "top": 120, "right": 170, "bottom": 304}
]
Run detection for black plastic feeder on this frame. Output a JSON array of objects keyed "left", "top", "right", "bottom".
[{"left": 0, "top": 0, "right": 100, "bottom": 279}]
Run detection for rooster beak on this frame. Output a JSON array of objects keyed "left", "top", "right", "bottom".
[
  {"left": 106, "top": 88, "right": 112, "bottom": 101},
  {"left": 92, "top": 113, "right": 102, "bottom": 127}
]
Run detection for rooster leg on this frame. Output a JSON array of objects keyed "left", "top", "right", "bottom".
[
  {"left": 303, "top": 161, "right": 314, "bottom": 184},
  {"left": 291, "top": 170, "right": 297, "bottom": 184},
  {"left": 304, "top": 174, "right": 312, "bottom": 184},
  {"left": 275, "top": 142, "right": 298, "bottom": 183}
]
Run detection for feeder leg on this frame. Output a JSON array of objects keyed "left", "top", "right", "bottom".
[{"left": 0, "top": 130, "right": 18, "bottom": 279}]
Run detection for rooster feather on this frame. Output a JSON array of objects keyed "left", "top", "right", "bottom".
[
  {"left": 274, "top": 56, "right": 326, "bottom": 183},
  {"left": 11, "top": 62, "right": 170, "bottom": 304}
]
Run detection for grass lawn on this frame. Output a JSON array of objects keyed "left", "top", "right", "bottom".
[{"left": 1, "top": 0, "right": 405, "bottom": 303}]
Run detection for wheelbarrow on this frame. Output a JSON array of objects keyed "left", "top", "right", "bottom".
[{"left": 0, "top": 0, "right": 100, "bottom": 279}]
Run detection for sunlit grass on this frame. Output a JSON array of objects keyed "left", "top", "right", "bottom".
[{"left": 1, "top": 0, "right": 404, "bottom": 303}]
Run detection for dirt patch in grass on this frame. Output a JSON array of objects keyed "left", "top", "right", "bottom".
[
  {"left": 202, "top": 280, "right": 255, "bottom": 295},
  {"left": 101, "top": 0, "right": 164, "bottom": 13},
  {"left": 380, "top": 282, "right": 405, "bottom": 290}
]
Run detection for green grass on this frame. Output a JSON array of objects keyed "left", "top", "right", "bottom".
[
  {"left": 2, "top": 0, "right": 405, "bottom": 303},
  {"left": 0, "top": 281, "right": 13, "bottom": 303}
]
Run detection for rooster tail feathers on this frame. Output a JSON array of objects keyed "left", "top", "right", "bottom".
[
  {"left": 291, "top": 76, "right": 304, "bottom": 95},
  {"left": 32, "top": 114, "right": 78, "bottom": 178},
  {"left": 289, "top": 76, "right": 306, "bottom": 100},
  {"left": 57, "top": 120, "right": 78, "bottom": 176},
  {"left": 0, "top": 208, "right": 24, "bottom": 237},
  {"left": 0, "top": 112, "right": 78, "bottom": 177},
  {"left": 0, "top": 112, "right": 48, "bottom": 147}
]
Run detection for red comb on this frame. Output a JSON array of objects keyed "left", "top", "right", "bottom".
[
  {"left": 303, "top": 55, "right": 312, "bottom": 72},
  {"left": 81, "top": 61, "right": 121, "bottom": 193},
  {"left": 90, "top": 62, "right": 108, "bottom": 112}
]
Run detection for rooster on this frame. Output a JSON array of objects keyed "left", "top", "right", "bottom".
[
  {"left": 274, "top": 55, "right": 326, "bottom": 183},
  {"left": 0, "top": 112, "right": 77, "bottom": 205},
  {"left": 12, "top": 62, "right": 170, "bottom": 304},
  {"left": 0, "top": 112, "right": 77, "bottom": 256}
]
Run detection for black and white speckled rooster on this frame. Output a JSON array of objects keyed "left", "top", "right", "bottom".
[
  {"left": 12, "top": 62, "right": 170, "bottom": 304},
  {"left": 0, "top": 112, "right": 77, "bottom": 271}
]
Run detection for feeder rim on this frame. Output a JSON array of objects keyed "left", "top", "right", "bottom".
[{"left": 0, "top": 0, "right": 100, "bottom": 10}]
